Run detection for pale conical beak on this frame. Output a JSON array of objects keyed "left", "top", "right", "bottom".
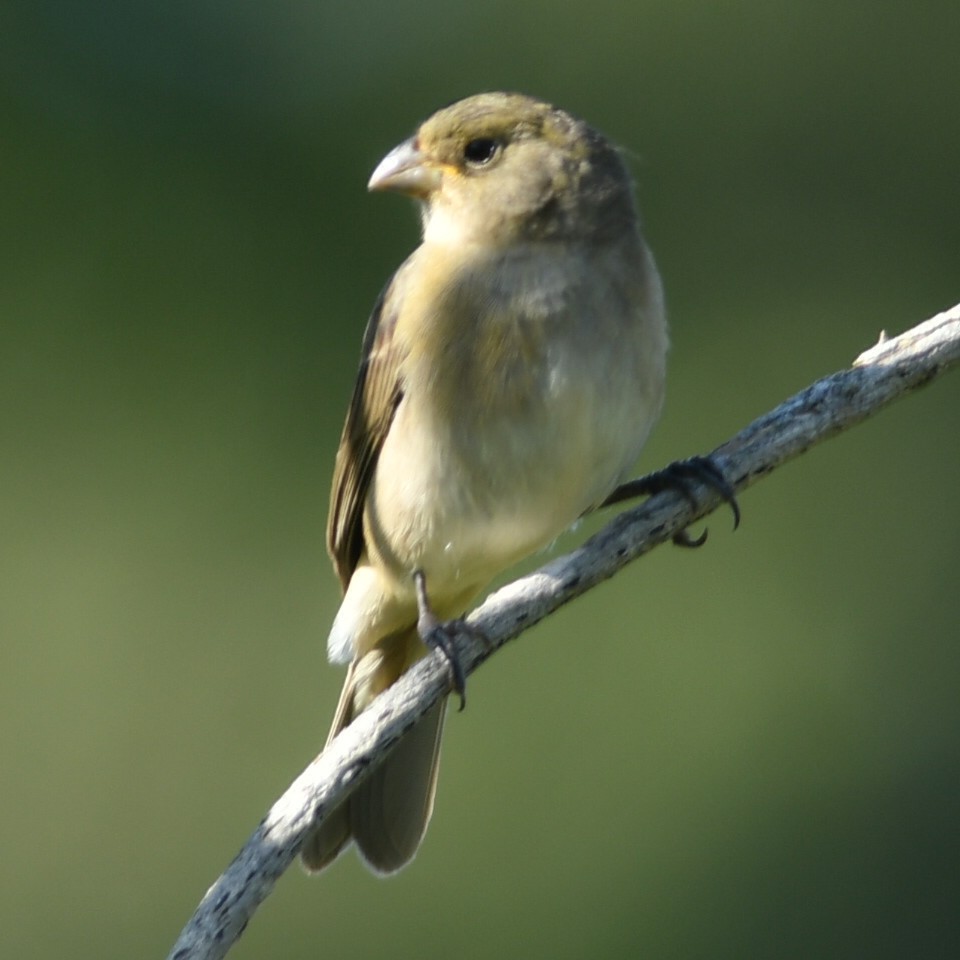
[{"left": 368, "top": 138, "right": 441, "bottom": 196}]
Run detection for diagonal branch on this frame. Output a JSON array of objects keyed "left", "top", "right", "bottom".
[{"left": 167, "top": 302, "right": 960, "bottom": 960}]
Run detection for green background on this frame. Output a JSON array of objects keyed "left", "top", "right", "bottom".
[{"left": 3, "top": 2, "right": 959, "bottom": 958}]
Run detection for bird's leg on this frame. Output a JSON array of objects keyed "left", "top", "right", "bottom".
[
  {"left": 601, "top": 455, "right": 741, "bottom": 547},
  {"left": 412, "top": 570, "right": 480, "bottom": 711}
]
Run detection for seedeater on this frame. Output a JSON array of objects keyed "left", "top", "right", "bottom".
[{"left": 301, "top": 92, "right": 668, "bottom": 874}]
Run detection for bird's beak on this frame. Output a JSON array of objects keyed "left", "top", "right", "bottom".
[{"left": 368, "top": 138, "right": 441, "bottom": 197}]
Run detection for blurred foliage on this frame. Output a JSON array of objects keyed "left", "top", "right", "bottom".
[{"left": 2, "top": 2, "right": 958, "bottom": 958}]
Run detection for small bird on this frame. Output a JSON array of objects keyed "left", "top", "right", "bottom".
[{"left": 301, "top": 92, "right": 669, "bottom": 875}]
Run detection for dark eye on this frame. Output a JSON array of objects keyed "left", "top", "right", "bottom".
[{"left": 463, "top": 138, "right": 500, "bottom": 166}]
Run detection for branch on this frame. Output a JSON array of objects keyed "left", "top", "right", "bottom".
[{"left": 167, "top": 302, "right": 960, "bottom": 960}]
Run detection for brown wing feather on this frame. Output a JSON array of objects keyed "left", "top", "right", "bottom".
[{"left": 327, "top": 269, "right": 407, "bottom": 589}]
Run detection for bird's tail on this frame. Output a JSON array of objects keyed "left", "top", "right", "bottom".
[{"left": 300, "top": 628, "right": 445, "bottom": 875}]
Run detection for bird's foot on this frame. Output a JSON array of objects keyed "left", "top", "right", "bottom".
[
  {"left": 602, "top": 455, "right": 741, "bottom": 547},
  {"left": 413, "top": 570, "right": 484, "bottom": 711}
]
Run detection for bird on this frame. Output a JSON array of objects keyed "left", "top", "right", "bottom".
[{"left": 300, "top": 92, "right": 669, "bottom": 875}]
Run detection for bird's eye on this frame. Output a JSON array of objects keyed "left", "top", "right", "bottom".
[{"left": 463, "top": 138, "right": 500, "bottom": 166}]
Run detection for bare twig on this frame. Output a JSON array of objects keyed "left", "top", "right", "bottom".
[{"left": 167, "top": 302, "right": 960, "bottom": 960}]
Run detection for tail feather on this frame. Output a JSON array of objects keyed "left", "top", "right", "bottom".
[
  {"left": 351, "top": 698, "right": 444, "bottom": 874},
  {"left": 301, "top": 630, "right": 445, "bottom": 874}
]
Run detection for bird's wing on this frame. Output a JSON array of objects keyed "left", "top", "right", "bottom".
[{"left": 327, "top": 267, "right": 408, "bottom": 589}]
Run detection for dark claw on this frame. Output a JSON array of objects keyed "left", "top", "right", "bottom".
[
  {"left": 602, "top": 454, "right": 741, "bottom": 535},
  {"left": 422, "top": 621, "right": 468, "bottom": 711},
  {"left": 673, "top": 527, "right": 708, "bottom": 548}
]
